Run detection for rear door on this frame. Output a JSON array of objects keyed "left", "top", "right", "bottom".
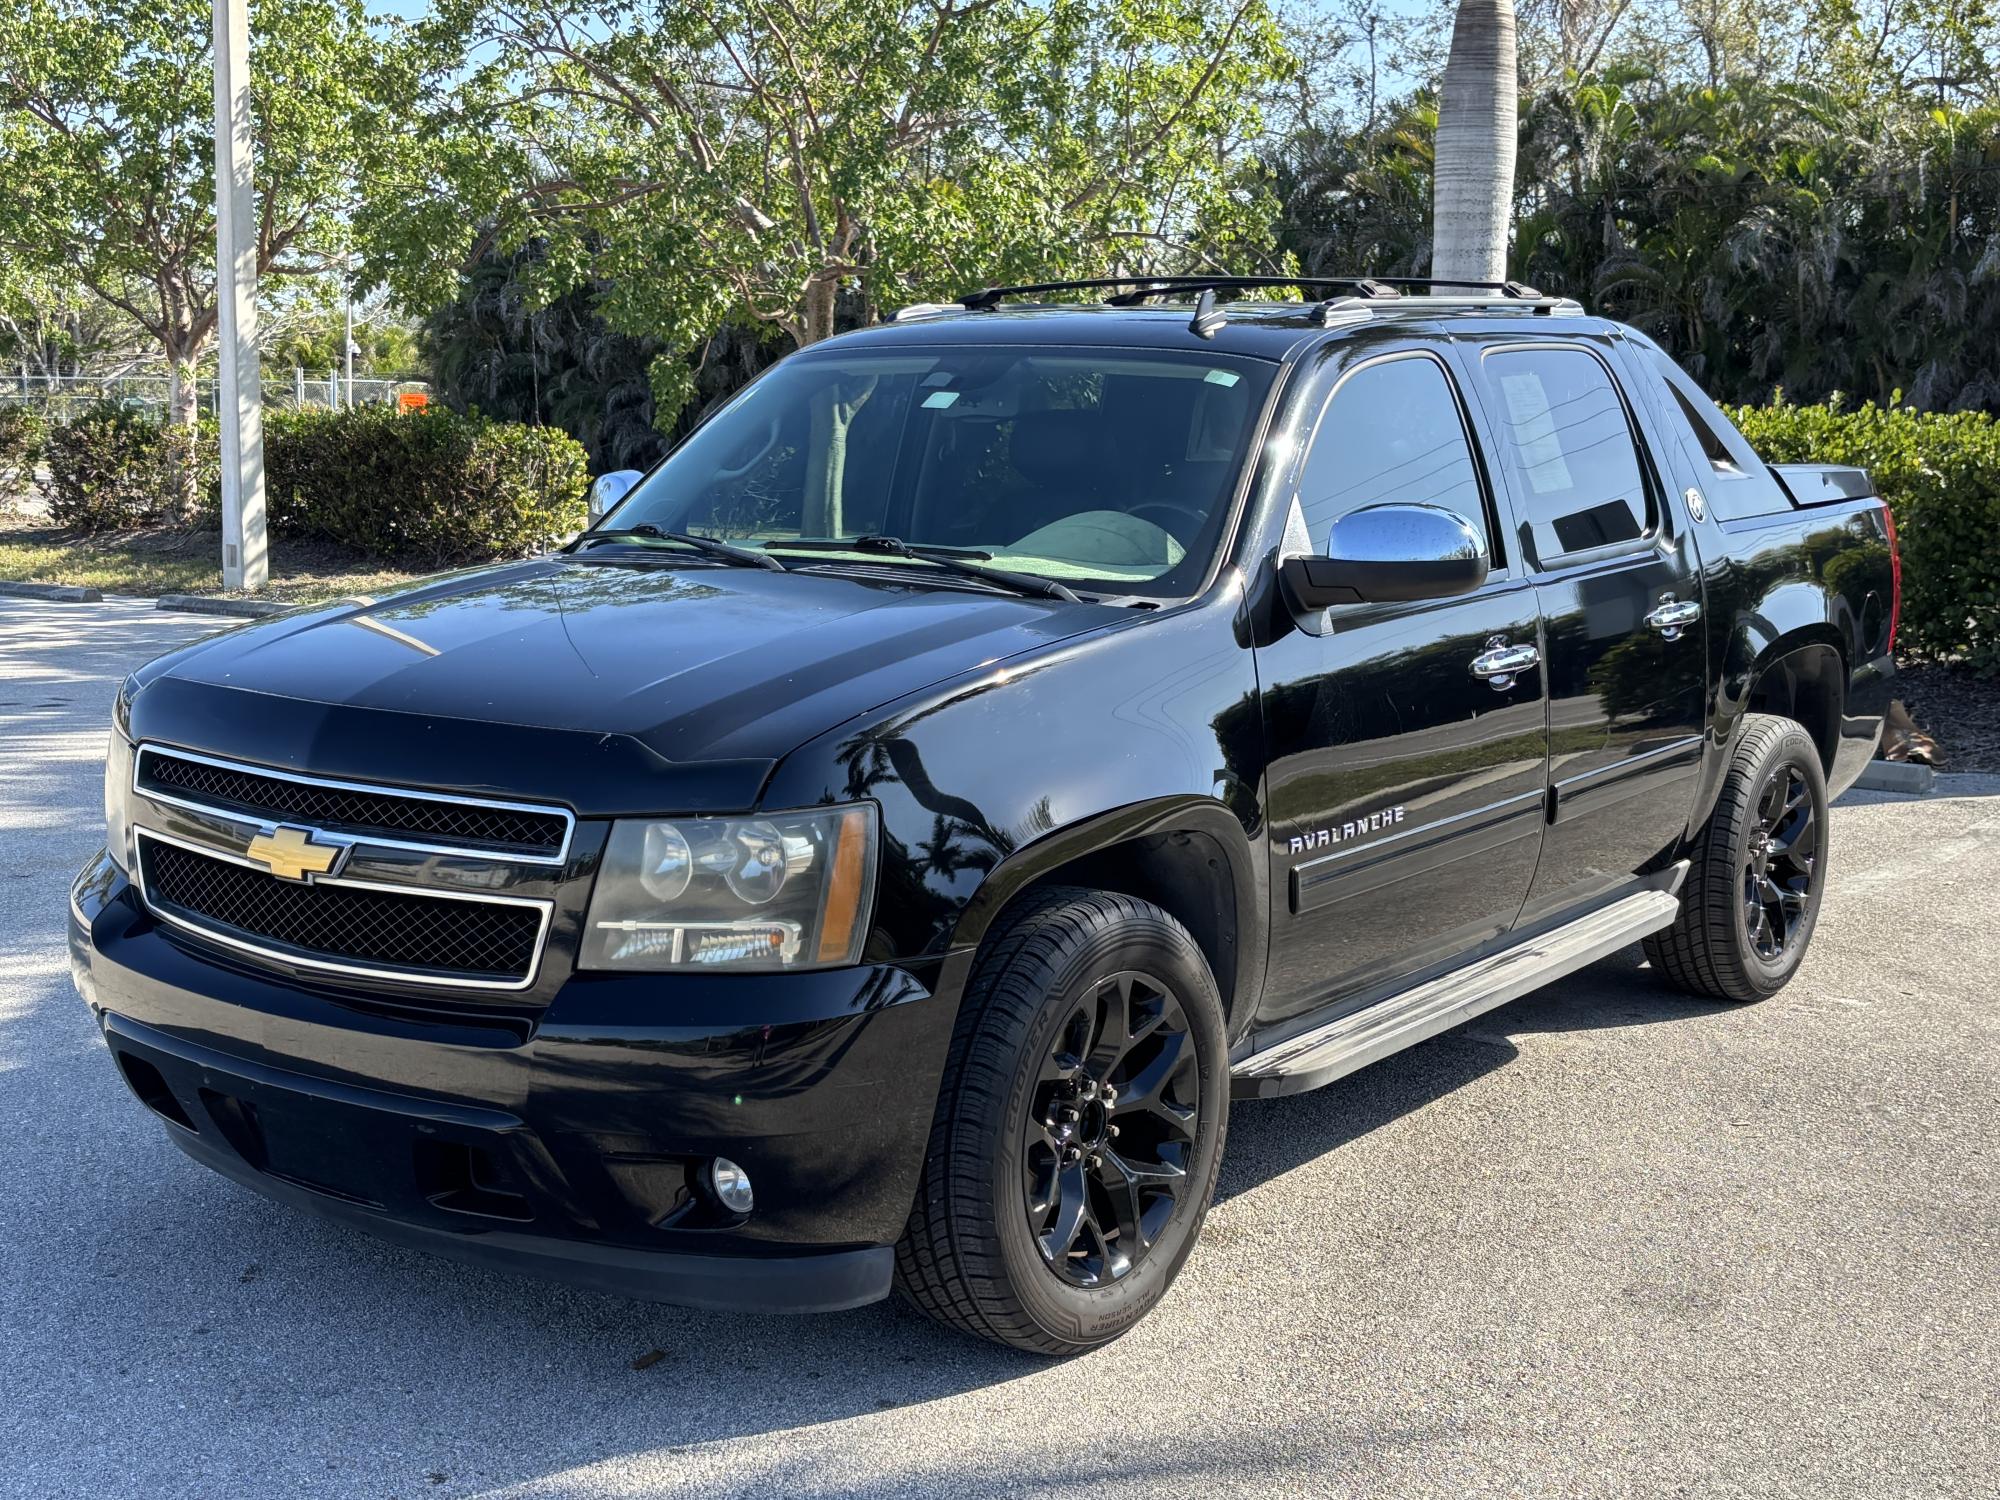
[
  {"left": 1457, "top": 337, "right": 1708, "bottom": 923},
  {"left": 1255, "top": 337, "right": 1549, "bottom": 1026}
]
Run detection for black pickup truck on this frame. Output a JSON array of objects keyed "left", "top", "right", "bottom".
[{"left": 70, "top": 276, "right": 1897, "bottom": 1356}]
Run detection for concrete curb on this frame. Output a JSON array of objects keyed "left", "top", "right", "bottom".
[
  {"left": 1854, "top": 759, "right": 1935, "bottom": 795},
  {"left": 0, "top": 580, "right": 103, "bottom": 603},
  {"left": 154, "top": 594, "right": 290, "bottom": 619}
]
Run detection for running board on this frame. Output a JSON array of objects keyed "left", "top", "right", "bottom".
[{"left": 1232, "top": 889, "right": 1682, "bottom": 1099}]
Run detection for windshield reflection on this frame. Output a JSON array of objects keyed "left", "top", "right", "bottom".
[{"left": 601, "top": 346, "right": 1276, "bottom": 597}]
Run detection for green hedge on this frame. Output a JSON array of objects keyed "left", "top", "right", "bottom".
[
  {"left": 40, "top": 404, "right": 588, "bottom": 566},
  {"left": 43, "top": 405, "right": 219, "bottom": 531},
  {"left": 1727, "top": 398, "right": 2000, "bottom": 671},
  {"left": 261, "top": 407, "right": 587, "bottom": 565},
  {"left": 0, "top": 406, "right": 48, "bottom": 500}
]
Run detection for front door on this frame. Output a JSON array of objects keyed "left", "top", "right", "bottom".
[
  {"left": 1457, "top": 338, "right": 1709, "bottom": 924},
  {"left": 1256, "top": 344, "right": 1550, "bottom": 1027}
]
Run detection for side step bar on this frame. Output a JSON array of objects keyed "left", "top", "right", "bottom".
[{"left": 1232, "top": 889, "right": 1683, "bottom": 1099}]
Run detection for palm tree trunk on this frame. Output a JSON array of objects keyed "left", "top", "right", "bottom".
[{"left": 1432, "top": 0, "right": 1519, "bottom": 288}]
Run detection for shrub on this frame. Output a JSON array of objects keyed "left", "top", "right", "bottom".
[
  {"left": 0, "top": 405, "right": 48, "bottom": 500},
  {"left": 262, "top": 406, "right": 587, "bottom": 565},
  {"left": 1728, "top": 398, "right": 2000, "bottom": 672},
  {"left": 44, "top": 405, "right": 219, "bottom": 531}
]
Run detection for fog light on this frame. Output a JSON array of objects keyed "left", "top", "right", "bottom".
[{"left": 709, "top": 1157, "right": 754, "bottom": 1214}]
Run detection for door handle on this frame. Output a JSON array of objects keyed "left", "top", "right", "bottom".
[
  {"left": 1469, "top": 639, "right": 1540, "bottom": 691},
  {"left": 1645, "top": 597, "right": 1702, "bottom": 641}
]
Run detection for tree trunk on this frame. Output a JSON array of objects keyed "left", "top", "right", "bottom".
[
  {"left": 166, "top": 351, "right": 200, "bottom": 427},
  {"left": 800, "top": 374, "right": 878, "bottom": 539},
  {"left": 800, "top": 276, "right": 838, "bottom": 346},
  {"left": 1432, "top": 0, "right": 1519, "bottom": 288},
  {"left": 162, "top": 344, "right": 202, "bottom": 526}
]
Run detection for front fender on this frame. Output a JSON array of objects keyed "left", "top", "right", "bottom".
[{"left": 760, "top": 590, "right": 1268, "bottom": 1020}]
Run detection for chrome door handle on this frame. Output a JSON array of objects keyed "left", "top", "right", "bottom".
[
  {"left": 1469, "top": 640, "right": 1540, "bottom": 691},
  {"left": 1645, "top": 597, "right": 1702, "bottom": 641}
]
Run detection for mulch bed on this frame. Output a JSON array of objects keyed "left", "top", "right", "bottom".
[{"left": 1893, "top": 660, "right": 2000, "bottom": 773}]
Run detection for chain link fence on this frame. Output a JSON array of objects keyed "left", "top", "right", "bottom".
[{"left": 0, "top": 373, "right": 430, "bottom": 421}]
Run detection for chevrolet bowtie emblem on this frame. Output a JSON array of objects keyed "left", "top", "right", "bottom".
[{"left": 245, "top": 825, "right": 348, "bottom": 882}]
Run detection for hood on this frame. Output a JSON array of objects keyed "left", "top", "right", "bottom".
[{"left": 127, "top": 555, "right": 1108, "bottom": 813}]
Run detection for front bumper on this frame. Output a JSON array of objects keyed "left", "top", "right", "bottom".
[{"left": 70, "top": 851, "right": 953, "bottom": 1314}]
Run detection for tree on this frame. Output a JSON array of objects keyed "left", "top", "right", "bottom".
[
  {"left": 419, "top": 237, "right": 787, "bottom": 471},
  {"left": 1432, "top": 0, "right": 1518, "bottom": 284},
  {"left": 364, "top": 0, "right": 1291, "bottom": 428},
  {"left": 0, "top": 0, "right": 380, "bottom": 515},
  {"left": 0, "top": 270, "right": 149, "bottom": 380}
]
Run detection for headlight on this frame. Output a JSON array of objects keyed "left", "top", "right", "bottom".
[
  {"left": 580, "top": 804, "right": 878, "bottom": 972},
  {"left": 105, "top": 731, "right": 135, "bottom": 873}
]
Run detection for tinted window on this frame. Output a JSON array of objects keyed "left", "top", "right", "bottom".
[
  {"left": 1297, "top": 355, "right": 1488, "bottom": 550},
  {"left": 1481, "top": 347, "right": 1651, "bottom": 558},
  {"left": 606, "top": 348, "right": 1274, "bottom": 596}
]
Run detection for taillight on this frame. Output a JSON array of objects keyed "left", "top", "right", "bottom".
[{"left": 1880, "top": 507, "right": 1902, "bottom": 655}]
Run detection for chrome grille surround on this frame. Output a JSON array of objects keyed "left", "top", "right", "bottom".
[
  {"left": 133, "top": 744, "right": 574, "bottom": 864},
  {"left": 126, "top": 743, "right": 570, "bottom": 993},
  {"left": 132, "top": 828, "right": 555, "bottom": 992}
]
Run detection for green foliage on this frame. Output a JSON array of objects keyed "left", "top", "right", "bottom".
[
  {"left": 0, "top": 406, "right": 48, "bottom": 498},
  {"left": 1273, "top": 72, "right": 2000, "bottom": 416},
  {"left": 363, "top": 0, "right": 1291, "bottom": 426},
  {"left": 43, "top": 406, "right": 220, "bottom": 531},
  {"left": 418, "top": 238, "right": 786, "bottom": 473},
  {"left": 261, "top": 407, "right": 587, "bottom": 565},
  {"left": 1728, "top": 398, "right": 2000, "bottom": 670},
  {"left": 0, "top": 0, "right": 383, "bottom": 404}
]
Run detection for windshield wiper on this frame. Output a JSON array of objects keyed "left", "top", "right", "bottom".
[
  {"left": 778, "top": 535, "right": 1082, "bottom": 604},
  {"left": 572, "top": 523, "right": 785, "bottom": 572}
]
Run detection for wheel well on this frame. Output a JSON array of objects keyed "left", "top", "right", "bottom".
[
  {"left": 1015, "top": 830, "right": 1243, "bottom": 1024},
  {"left": 1747, "top": 643, "right": 1844, "bottom": 774}
]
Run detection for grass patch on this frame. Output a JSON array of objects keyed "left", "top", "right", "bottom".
[{"left": 0, "top": 514, "right": 436, "bottom": 605}]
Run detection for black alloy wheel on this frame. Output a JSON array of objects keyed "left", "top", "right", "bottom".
[
  {"left": 1645, "top": 713, "right": 1831, "bottom": 1003},
  {"left": 896, "top": 886, "right": 1228, "bottom": 1356},
  {"left": 1022, "top": 971, "right": 1199, "bottom": 1288},
  {"left": 1742, "top": 762, "right": 1819, "bottom": 961}
]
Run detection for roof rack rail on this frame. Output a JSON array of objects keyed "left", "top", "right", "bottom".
[{"left": 949, "top": 274, "right": 1587, "bottom": 322}]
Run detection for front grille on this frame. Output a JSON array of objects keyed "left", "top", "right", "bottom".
[
  {"left": 139, "top": 836, "right": 544, "bottom": 986},
  {"left": 137, "top": 748, "right": 570, "bottom": 859}
]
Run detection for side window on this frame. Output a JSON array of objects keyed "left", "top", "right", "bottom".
[
  {"left": 1650, "top": 351, "right": 1760, "bottom": 478},
  {"left": 1480, "top": 346, "right": 1652, "bottom": 560},
  {"left": 1297, "top": 354, "right": 1491, "bottom": 555}
]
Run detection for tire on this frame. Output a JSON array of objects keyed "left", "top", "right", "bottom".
[
  {"left": 894, "top": 886, "right": 1229, "bottom": 1356},
  {"left": 1645, "top": 713, "right": 1831, "bottom": 1003}
]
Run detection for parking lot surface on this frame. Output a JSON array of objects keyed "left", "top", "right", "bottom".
[{"left": 3, "top": 597, "right": 1995, "bottom": 1499}]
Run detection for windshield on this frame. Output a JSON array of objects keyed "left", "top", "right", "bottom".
[{"left": 599, "top": 345, "right": 1276, "bottom": 596}]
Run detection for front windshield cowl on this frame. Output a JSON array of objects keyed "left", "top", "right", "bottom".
[{"left": 599, "top": 343, "right": 1276, "bottom": 600}]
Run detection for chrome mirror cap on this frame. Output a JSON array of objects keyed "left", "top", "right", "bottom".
[
  {"left": 586, "top": 469, "right": 644, "bottom": 524},
  {"left": 1282, "top": 503, "right": 1490, "bottom": 611}
]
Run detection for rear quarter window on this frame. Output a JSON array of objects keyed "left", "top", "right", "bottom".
[{"left": 1644, "top": 348, "right": 1794, "bottom": 522}]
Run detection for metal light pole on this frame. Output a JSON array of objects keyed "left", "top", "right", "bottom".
[{"left": 214, "top": 0, "right": 268, "bottom": 591}]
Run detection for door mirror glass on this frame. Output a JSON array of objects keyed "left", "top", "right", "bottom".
[
  {"left": 1281, "top": 502, "right": 1490, "bottom": 611},
  {"left": 587, "top": 469, "right": 644, "bottom": 524}
]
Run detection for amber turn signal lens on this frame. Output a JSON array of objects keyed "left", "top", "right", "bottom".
[{"left": 816, "top": 807, "right": 870, "bottom": 963}]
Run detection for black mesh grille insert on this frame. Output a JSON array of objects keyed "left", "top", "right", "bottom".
[
  {"left": 140, "top": 838, "right": 542, "bottom": 982},
  {"left": 137, "top": 751, "right": 568, "bottom": 857}
]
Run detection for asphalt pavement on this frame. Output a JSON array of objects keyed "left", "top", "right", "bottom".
[{"left": 2, "top": 596, "right": 1995, "bottom": 1500}]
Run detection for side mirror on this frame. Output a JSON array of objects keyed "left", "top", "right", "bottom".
[
  {"left": 586, "top": 469, "right": 643, "bottom": 524},
  {"left": 1280, "top": 502, "right": 1489, "bottom": 612}
]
